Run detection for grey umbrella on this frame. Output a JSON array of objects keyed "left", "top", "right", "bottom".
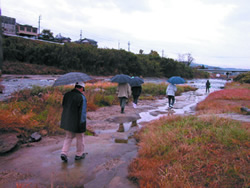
[
  {"left": 167, "top": 76, "right": 186, "bottom": 84},
  {"left": 110, "top": 74, "right": 131, "bottom": 84},
  {"left": 129, "top": 77, "right": 144, "bottom": 87},
  {"left": 53, "top": 72, "right": 93, "bottom": 86}
]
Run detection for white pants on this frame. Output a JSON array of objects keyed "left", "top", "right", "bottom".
[{"left": 61, "top": 131, "right": 85, "bottom": 156}]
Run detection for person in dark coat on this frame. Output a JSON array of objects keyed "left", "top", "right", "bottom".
[
  {"left": 60, "top": 82, "right": 87, "bottom": 162},
  {"left": 131, "top": 85, "right": 142, "bottom": 108},
  {"left": 206, "top": 80, "right": 211, "bottom": 93}
]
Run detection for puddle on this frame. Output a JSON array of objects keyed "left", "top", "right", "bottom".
[{"left": 95, "top": 120, "right": 138, "bottom": 134}]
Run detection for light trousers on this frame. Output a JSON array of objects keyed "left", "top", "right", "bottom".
[{"left": 61, "top": 130, "right": 85, "bottom": 156}]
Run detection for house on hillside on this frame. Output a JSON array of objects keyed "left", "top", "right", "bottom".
[
  {"left": 75, "top": 38, "right": 98, "bottom": 47},
  {"left": 55, "top": 33, "right": 71, "bottom": 43},
  {"left": 16, "top": 24, "right": 38, "bottom": 38},
  {"left": 1, "top": 15, "right": 16, "bottom": 35}
]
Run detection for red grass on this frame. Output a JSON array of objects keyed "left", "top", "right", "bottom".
[
  {"left": 128, "top": 116, "right": 250, "bottom": 187},
  {"left": 197, "top": 88, "right": 250, "bottom": 114}
]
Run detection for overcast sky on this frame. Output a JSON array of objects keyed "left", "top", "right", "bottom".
[{"left": 1, "top": 0, "right": 250, "bottom": 69}]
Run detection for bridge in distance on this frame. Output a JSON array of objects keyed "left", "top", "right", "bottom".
[{"left": 197, "top": 68, "right": 249, "bottom": 76}]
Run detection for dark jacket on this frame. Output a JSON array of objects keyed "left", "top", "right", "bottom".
[
  {"left": 60, "top": 89, "right": 87, "bottom": 133},
  {"left": 206, "top": 80, "right": 210, "bottom": 88},
  {"left": 131, "top": 86, "right": 142, "bottom": 96}
]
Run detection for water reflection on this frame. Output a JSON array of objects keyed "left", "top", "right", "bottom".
[
  {"left": 117, "top": 123, "right": 124, "bottom": 132},
  {"left": 117, "top": 120, "right": 138, "bottom": 132}
]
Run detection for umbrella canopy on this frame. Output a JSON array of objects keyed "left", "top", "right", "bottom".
[
  {"left": 53, "top": 72, "right": 93, "bottom": 86},
  {"left": 129, "top": 77, "right": 144, "bottom": 87},
  {"left": 110, "top": 74, "right": 131, "bottom": 84},
  {"left": 167, "top": 76, "right": 186, "bottom": 84}
]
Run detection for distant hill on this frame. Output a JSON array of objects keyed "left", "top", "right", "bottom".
[{"left": 190, "top": 62, "right": 250, "bottom": 71}]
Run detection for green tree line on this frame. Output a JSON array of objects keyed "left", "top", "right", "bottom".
[{"left": 3, "top": 36, "right": 208, "bottom": 78}]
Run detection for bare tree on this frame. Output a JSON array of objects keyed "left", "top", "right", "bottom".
[
  {"left": 178, "top": 53, "right": 185, "bottom": 62},
  {"left": 186, "top": 53, "right": 194, "bottom": 66},
  {"left": 178, "top": 53, "right": 194, "bottom": 66}
]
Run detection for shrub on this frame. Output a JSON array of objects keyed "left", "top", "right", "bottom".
[{"left": 233, "top": 72, "right": 250, "bottom": 83}]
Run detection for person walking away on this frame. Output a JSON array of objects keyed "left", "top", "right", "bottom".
[
  {"left": 166, "top": 83, "right": 177, "bottom": 108},
  {"left": 117, "top": 83, "right": 131, "bottom": 113},
  {"left": 60, "top": 82, "right": 88, "bottom": 162},
  {"left": 206, "top": 80, "right": 211, "bottom": 93},
  {"left": 131, "top": 85, "right": 142, "bottom": 108}
]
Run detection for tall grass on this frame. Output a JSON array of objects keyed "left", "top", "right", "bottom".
[{"left": 128, "top": 115, "right": 249, "bottom": 187}]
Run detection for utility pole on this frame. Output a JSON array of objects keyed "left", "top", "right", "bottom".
[
  {"left": 162, "top": 50, "right": 164, "bottom": 58},
  {"left": 118, "top": 41, "right": 120, "bottom": 50},
  {"left": 128, "top": 41, "right": 130, "bottom": 52},
  {"left": 38, "top": 15, "right": 41, "bottom": 38},
  {"left": 0, "top": 7, "right": 3, "bottom": 75},
  {"left": 80, "top": 30, "right": 82, "bottom": 40}
]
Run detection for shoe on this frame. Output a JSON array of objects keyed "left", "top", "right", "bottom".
[
  {"left": 75, "top": 153, "right": 88, "bottom": 160},
  {"left": 61, "top": 154, "right": 68, "bottom": 162},
  {"left": 132, "top": 103, "right": 135, "bottom": 108}
]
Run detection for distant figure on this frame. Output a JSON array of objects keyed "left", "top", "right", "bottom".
[
  {"left": 166, "top": 83, "right": 177, "bottom": 108},
  {"left": 206, "top": 80, "right": 211, "bottom": 93},
  {"left": 60, "top": 82, "right": 88, "bottom": 162},
  {"left": 131, "top": 85, "right": 142, "bottom": 108},
  {"left": 117, "top": 83, "right": 131, "bottom": 113},
  {"left": 226, "top": 72, "right": 229, "bottom": 79}
]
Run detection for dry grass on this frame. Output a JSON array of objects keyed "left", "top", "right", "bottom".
[
  {"left": 196, "top": 86, "right": 250, "bottom": 114},
  {"left": 0, "top": 82, "right": 196, "bottom": 135},
  {"left": 128, "top": 115, "right": 250, "bottom": 187}
]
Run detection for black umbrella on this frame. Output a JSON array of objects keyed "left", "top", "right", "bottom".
[
  {"left": 110, "top": 74, "right": 131, "bottom": 84},
  {"left": 167, "top": 76, "right": 186, "bottom": 84},
  {"left": 129, "top": 77, "right": 144, "bottom": 87},
  {"left": 53, "top": 72, "right": 93, "bottom": 86}
]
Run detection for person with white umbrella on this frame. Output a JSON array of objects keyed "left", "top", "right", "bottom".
[
  {"left": 166, "top": 83, "right": 177, "bottom": 109},
  {"left": 166, "top": 76, "right": 185, "bottom": 108}
]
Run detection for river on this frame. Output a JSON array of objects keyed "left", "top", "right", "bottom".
[{"left": 0, "top": 75, "right": 227, "bottom": 101}]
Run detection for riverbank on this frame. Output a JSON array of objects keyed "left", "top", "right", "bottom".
[
  {"left": 1, "top": 77, "right": 248, "bottom": 187},
  {"left": 0, "top": 84, "right": 210, "bottom": 187}
]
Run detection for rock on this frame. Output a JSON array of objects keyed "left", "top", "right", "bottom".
[
  {"left": 106, "top": 114, "right": 141, "bottom": 124},
  {"left": 241, "top": 107, "right": 250, "bottom": 115},
  {"left": 149, "top": 111, "right": 166, "bottom": 116},
  {"left": 131, "top": 120, "right": 138, "bottom": 127},
  {"left": 190, "top": 105, "right": 196, "bottom": 111},
  {"left": 39, "top": 130, "right": 48, "bottom": 136},
  {"left": 29, "top": 132, "right": 42, "bottom": 142},
  {"left": 114, "top": 134, "right": 128, "bottom": 143},
  {"left": 0, "top": 133, "right": 19, "bottom": 154},
  {"left": 117, "top": 124, "right": 125, "bottom": 132}
]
